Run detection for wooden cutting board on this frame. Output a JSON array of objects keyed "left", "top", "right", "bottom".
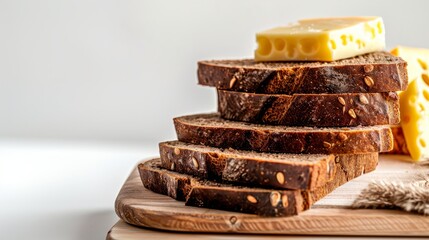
[{"left": 114, "top": 155, "right": 429, "bottom": 236}]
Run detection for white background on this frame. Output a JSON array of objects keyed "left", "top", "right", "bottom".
[
  {"left": 1, "top": 1, "right": 428, "bottom": 240},
  {"left": 1, "top": 0, "right": 429, "bottom": 143}
]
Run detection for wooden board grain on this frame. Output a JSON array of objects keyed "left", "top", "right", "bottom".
[
  {"left": 106, "top": 220, "right": 406, "bottom": 240},
  {"left": 114, "top": 155, "right": 429, "bottom": 236}
]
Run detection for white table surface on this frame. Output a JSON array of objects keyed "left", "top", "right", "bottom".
[{"left": 0, "top": 138, "right": 159, "bottom": 240}]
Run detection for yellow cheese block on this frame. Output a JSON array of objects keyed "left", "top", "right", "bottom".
[
  {"left": 399, "top": 76, "right": 429, "bottom": 161},
  {"left": 255, "top": 17, "right": 385, "bottom": 62},
  {"left": 391, "top": 46, "right": 429, "bottom": 82},
  {"left": 391, "top": 46, "right": 429, "bottom": 161}
]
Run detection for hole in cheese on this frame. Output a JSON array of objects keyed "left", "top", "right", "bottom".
[
  {"left": 286, "top": 42, "right": 296, "bottom": 57},
  {"left": 377, "top": 21, "right": 383, "bottom": 34},
  {"left": 257, "top": 37, "right": 272, "bottom": 56},
  {"left": 419, "top": 103, "right": 426, "bottom": 112},
  {"left": 420, "top": 139, "right": 427, "bottom": 148},
  {"left": 329, "top": 40, "right": 337, "bottom": 50},
  {"left": 356, "top": 39, "right": 364, "bottom": 49},
  {"left": 422, "top": 73, "right": 429, "bottom": 86},
  {"left": 299, "top": 38, "right": 319, "bottom": 55},
  {"left": 364, "top": 24, "right": 376, "bottom": 39},
  {"left": 418, "top": 59, "right": 428, "bottom": 70},
  {"left": 341, "top": 35, "right": 348, "bottom": 46},
  {"left": 274, "top": 39, "right": 285, "bottom": 51},
  {"left": 423, "top": 90, "right": 429, "bottom": 101}
]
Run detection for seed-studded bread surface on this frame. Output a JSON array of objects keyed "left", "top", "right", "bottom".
[
  {"left": 198, "top": 51, "right": 407, "bottom": 94},
  {"left": 174, "top": 113, "right": 394, "bottom": 154},
  {"left": 218, "top": 90, "right": 400, "bottom": 127},
  {"left": 139, "top": 154, "right": 378, "bottom": 216},
  {"left": 159, "top": 141, "right": 336, "bottom": 190}
]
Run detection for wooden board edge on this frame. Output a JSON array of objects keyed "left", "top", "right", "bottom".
[{"left": 115, "top": 203, "right": 429, "bottom": 236}]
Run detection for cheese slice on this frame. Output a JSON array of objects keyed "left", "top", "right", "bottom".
[
  {"left": 391, "top": 46, "right": 429, "bottom": 161},
  {"left": 255, "top": 17, "right": 385, "bottom": 62}
]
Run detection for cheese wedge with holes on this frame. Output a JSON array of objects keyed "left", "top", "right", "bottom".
[
  {"left": 391, "top": 46, "right": 429, "bottom": 161},
  {"left": 255, "top": 17, "right": 385, "bottom": 62}
]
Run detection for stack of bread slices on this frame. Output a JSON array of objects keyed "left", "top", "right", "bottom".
[{"left": 139, "top": 18, "right": 409, "bottom": 217}]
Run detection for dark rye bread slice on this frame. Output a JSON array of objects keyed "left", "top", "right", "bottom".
[
  {"left": 217, "top": 90, "right": 400, "bottom": 127},
  {"left": 159, "top": 141, "right": 336, "bottom": 190},
  {"left": 139, "top": 154, "right": 378, "bottom": 216},
  {"left": 198, "top": 51, "right": 407, "bottom": 94},
  {"left": 174, "top": 113, "right": 393, "bottom": 154}
]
